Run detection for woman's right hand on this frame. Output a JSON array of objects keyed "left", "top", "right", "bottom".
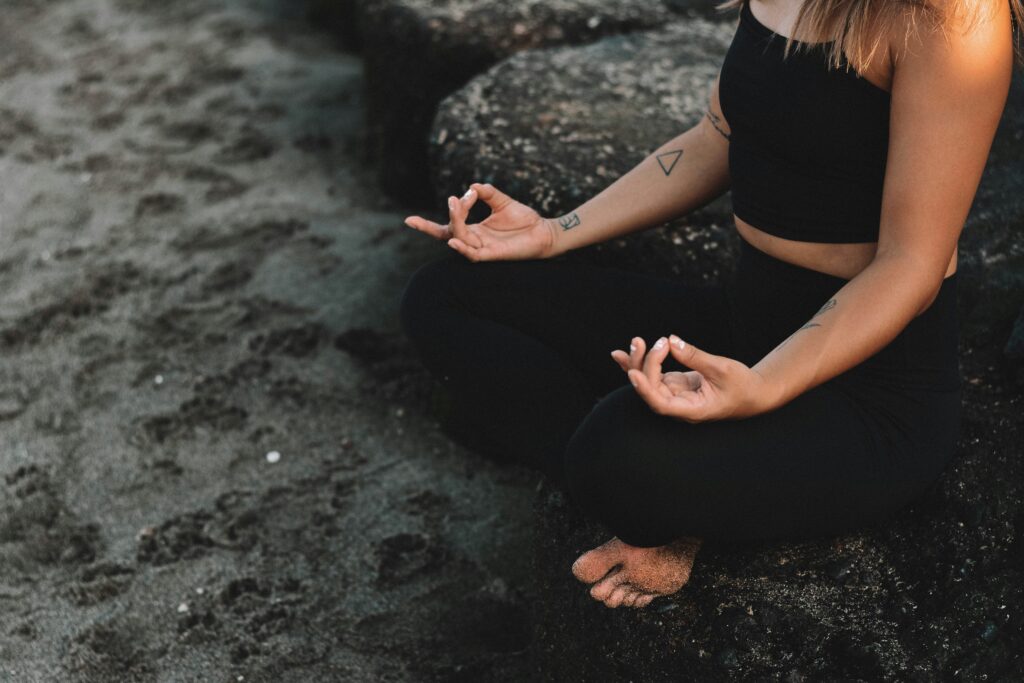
[{"left": 403, "top": 182, "right": 561, "bottom": 261}]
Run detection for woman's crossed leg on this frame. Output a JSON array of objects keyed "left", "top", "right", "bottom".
[{"left": 563, "top": 378, "right": 912, "bottom": 607}]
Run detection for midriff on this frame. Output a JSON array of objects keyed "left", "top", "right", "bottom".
[{"left": 734, "top": 216, "right": 959, "bottom": 281}]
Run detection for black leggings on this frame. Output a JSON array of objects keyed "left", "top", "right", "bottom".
[{"left": 398, "top": 239, "right": 963, "bottom": 547}]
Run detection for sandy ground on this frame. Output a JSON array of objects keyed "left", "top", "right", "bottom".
[{"left": 0, "top": 1, "right": 540, "bottom": 680}]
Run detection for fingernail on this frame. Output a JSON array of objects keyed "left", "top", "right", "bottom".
[
  {"left": 448, "top": 197, "right": 455, "bottom": 209},
  {"left": 629, "top": 343, "right": 636, "bottom": 353},
  {"left": 673, "top": 337, "right": 686, "bottom": 350},
  {"left": 461, "top": 188, "right": 474, "bottom": 200},
  {"left": 653, "top": 337, "right": 666, "bottom": 350}
]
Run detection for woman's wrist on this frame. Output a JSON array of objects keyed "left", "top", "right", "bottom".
[
  {"left": 542, "top": 216, "right": 570, "bottom": 258},
  {"left": 545, "top": 210, "right": 590, "bottom": 257}
]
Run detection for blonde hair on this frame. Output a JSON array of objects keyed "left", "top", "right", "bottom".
[{"left": 715, "top": 0, "right": 1024, "bottom": 75}]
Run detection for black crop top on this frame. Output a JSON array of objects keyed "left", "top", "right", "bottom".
[{"left": 720, "top": 0, "right": 892, "bottom": 243}]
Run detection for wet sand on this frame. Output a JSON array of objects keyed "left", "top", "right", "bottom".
[{"left": 0, "top": 0, "right": 538, "bottom": 680}]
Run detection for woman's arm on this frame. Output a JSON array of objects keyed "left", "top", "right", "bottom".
[
  {"left": 620, "top": 0, "right": 1013, "bottom": 422},
  {"left": 751, "top": 0, "right": 1013, "bottom": 412},
  {"left": 545, "top": 71, "right": 732, "bottom": 258}
]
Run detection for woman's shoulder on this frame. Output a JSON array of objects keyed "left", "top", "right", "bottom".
[{"left": 885, "top": 0, "right": 1015, "bottom": 65}]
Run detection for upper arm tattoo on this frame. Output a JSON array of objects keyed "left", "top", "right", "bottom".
[{"left": 705, "top": 107, "right": 730, "bottom": 141}]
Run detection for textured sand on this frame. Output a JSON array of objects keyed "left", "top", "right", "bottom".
[{"left": 0, "top": 1, "right": 537, "bottom": 680}]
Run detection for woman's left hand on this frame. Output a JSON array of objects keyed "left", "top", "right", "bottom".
[{"left": 610, "top": 335, "right": 776, "bottom": 423}]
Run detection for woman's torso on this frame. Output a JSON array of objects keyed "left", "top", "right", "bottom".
[{"left": 729, "top": 0, "right": 958, "bottom": 287}]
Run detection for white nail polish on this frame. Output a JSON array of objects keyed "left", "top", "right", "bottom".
[
  {"left": 629, "top": 343, "right": 636, "bottom": 353},
  {"left": 674, "top": 338, "right": 686, "bottom": 350},
  {"left": 653, "top": 338, "right": 666, "bottom": 350}
]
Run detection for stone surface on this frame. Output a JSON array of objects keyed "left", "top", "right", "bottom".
[
  {"left": 957, "top": 68, "right": 1024, "bottom": 369},
  {"left": 353, "top": 0, "right": 730, "bottom": 206},
  {"left": 431, "top": 19, "right": 741, "bottom": 284},
  {"left": 424, "top": 17, "right": 1024, "bottom": 680}
]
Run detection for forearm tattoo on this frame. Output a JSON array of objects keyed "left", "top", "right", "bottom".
[
  {"left": 778, "top": 298, "right": 837, "bottom": 348},
  {"left": 812, "top": 298, "right": 837, "bottom": 317},
  {"left": 557, "top": 212, "right": 581, "bottom": 230},
  {"left": 656, "top": 149, "right": 683, "bottom": 175},
  {"left": 705, "top": 108, "right": 730, "bottom": 141}
]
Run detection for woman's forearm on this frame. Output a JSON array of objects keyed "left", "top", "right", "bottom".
[
  {"left": 546, "top": 118, "right": 731, "bottom": 257},
  {"left": 751, "top": 255, "right": 946, "bottom": 411}
]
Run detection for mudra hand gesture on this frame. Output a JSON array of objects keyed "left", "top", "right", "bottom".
[
  {"left": 403, "top": 182, "right": 559, "bottom": 262},
  {"left": 610, "top": 335, "right": 774, "bottom": 423}
]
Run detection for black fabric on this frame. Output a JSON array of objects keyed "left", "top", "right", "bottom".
[
  {"left": 398, "top": 241, "right": 962, "bottom": 547},
  {"left": 720, "top": 0, "right": 892, "bottom": 243}
]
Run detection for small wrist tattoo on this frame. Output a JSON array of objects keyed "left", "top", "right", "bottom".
[{"left": 558, "top": 212, "right": 581, "bottom": 230}]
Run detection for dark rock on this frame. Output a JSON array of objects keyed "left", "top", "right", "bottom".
[
  {"left": 351, "top": 0, "right": 729, "bottom": 206},
  {"left": 430, "top": 19, "right": 741, "bottom": 284},
  {"left": 958, "top": 69, "right": 1024, "bottom": 360}
]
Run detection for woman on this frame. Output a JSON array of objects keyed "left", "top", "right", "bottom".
[{"left": 398, "top": 0, "right": 1018, "bottom": 609}]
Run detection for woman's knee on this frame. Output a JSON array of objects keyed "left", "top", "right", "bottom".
[
  {"left": 562, "top": 386, "right": 740, "bottom": 545},
  {"left": 398, "top": 252, "right": 463, "bottom": 340},
  {"left": 562, "top": 388, "right": 669, "bottom": 522}
]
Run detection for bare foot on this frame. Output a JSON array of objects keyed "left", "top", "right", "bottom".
[{"left": 571, "top": 535, "right": 702, "bottom": 608}]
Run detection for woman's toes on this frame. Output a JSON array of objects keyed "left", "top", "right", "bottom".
[
  {"left": 572, "top": 539, "right": 623, "bottom": 584},
  {"left": 605, "top": 586, "right": 629, "bottom": 608},
  {"left": 589, "top": 569, "right": 623, "bottom": 601}
]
